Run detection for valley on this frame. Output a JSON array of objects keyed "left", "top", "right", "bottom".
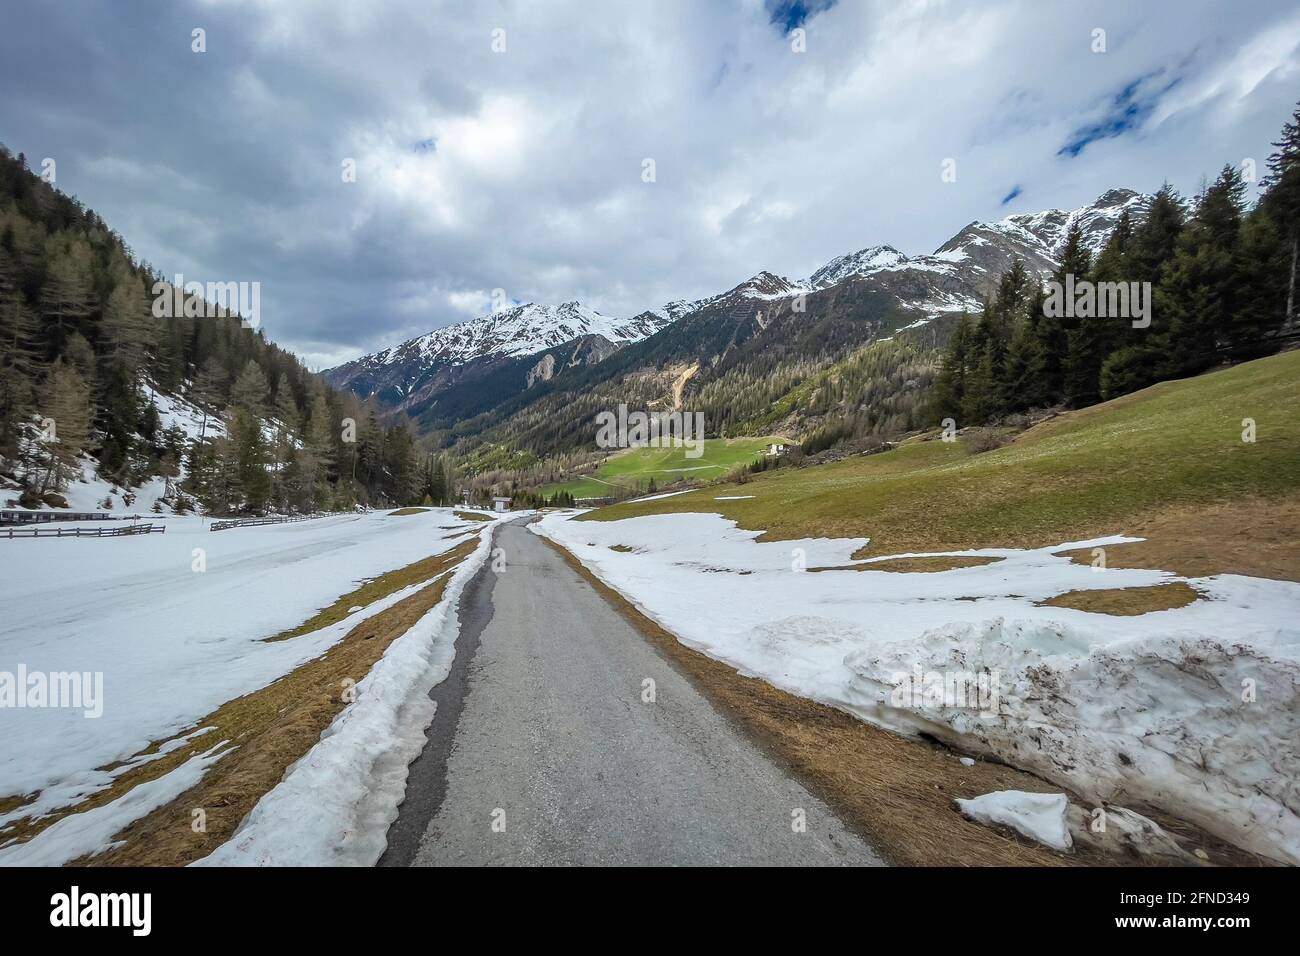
[{"left": 3, "top": 0, "right": 1299, "bottom": 894}]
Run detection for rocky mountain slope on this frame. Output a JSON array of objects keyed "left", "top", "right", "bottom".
[{"left": 327, "top": 189, "right": 1149, "bottom": 454}]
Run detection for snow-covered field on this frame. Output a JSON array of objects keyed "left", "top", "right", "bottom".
[
  {"left": 533, "top": 510, "right": 1300, "bottom": 864},
  {"left": 0, "top": 508, "right": 499, "bottom": 864}
]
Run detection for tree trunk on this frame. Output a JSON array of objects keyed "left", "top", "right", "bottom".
[{"left": 1286, "top": 236, "right": 1298, "bottom": 332}]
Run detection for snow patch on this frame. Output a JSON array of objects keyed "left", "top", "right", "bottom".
[{"left": 956, "top": 790, "right": 1072, "bottom": 851}]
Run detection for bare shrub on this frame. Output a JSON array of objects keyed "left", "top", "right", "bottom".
[{"left": 960, "top": 428, "right": 1010, "bottom": 455}]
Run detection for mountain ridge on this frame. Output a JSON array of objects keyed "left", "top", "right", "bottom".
[{"left": 326, "top": 187, "right": 1150, "bottom": 432}]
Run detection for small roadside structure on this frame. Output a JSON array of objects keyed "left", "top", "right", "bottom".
[
  {"left": 766, "top": 442, "right": 788, "bottom": 457},
  {"left": 492, "top": 496, "right": 512, "bottom": 513}
]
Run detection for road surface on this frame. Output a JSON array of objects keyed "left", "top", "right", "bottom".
[{"left": 381, "top": 519, "right": 882, "bottom": 866}]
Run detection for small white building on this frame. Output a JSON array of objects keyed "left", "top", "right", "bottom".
[
  {"left": 492, "top": 496, "right": 512, "bottom": 513},
  {"left": 766, "top": 442, "right": 789, "bottom": 457}
]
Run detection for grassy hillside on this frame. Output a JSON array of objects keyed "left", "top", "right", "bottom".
[
  {"left": 541, "top": 437, "right": 781, "bottom": 499},
  {"left": 585, "top": 351, "right": 1300, "bottom": 576}
]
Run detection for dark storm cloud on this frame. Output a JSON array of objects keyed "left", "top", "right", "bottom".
[{"left": 2, "top": 0, "right": 1298, "bottom": 369}]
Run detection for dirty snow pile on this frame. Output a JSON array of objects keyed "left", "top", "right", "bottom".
[
  {"left": 197, "top": 526, "right": 496, "bottom": 866},
  {"left": 0, "top": 508, "right": 498, "bottom": 865},
  {"left": 533, "top": 511, "right": 1300, "bottom": 864}
]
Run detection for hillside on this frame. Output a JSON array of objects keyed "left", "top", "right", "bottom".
[
  {"left": 586, "top": 350, "right": 1300, "bottom": 580},
  {"left": 536, "top": 350, "right": 1300, "bottom": 863},
  {"left": 539, "top": 436, "right": 780, "bottom": 500},
  {"left": 0, "top": 145, "right": 441, "bottom": 515}
]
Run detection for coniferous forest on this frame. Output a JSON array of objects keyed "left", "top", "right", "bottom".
[
  {"left": 935, "top": 103, "right": 1300, "bottom": 427},
  {"left": 0, "top": 145, "right": 451, "bottom": 514}
]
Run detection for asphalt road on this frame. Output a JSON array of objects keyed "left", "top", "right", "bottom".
[{"left": 384, "top": 519, "right": 882, "bottom": 867}]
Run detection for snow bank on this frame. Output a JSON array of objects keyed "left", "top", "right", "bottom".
[
  {"left": 533, "top": 511, "right": 1300, "bottom": 864},
  {"left": 955, "top": 791, "right": 1071, "bottom": 851},
  {"left": 196, "top": 526, "right": 495, "bottom": 865}
]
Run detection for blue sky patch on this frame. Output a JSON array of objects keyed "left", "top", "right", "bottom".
[
  {"left": 766, "top": 0, "right": 837, "bottom": 33},
  {"left": 1058, "top": 71, "right": 1180, "bottom": 158}
]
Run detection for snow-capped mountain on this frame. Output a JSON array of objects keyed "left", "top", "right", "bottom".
[
  {"left": 327, "top": 188, "right": 1148, "bottom": 417},
  {"left": 324, "top": 300, "right": 674, "bottom": 411},
  {"left": 728, "top": 187, "right": 1153, "bottom": 323},
  {"left": 365, "top": 300, "right": 667, "bottom": 371},
  {"left": 808, "top": 245, "right": 908, "bottom": 289}
]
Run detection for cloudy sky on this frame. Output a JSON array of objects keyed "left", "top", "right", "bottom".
[{"left": 2, "top": 0, "right": 1298, "bottom": 368}]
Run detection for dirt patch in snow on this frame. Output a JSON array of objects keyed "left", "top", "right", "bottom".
[
  {"left": 1054, "top": 498, "right": 1300, "bottom": 583},
  {"left": 1037, "top": 582, "right": 1201, "bottom": 616},
  {"left": 814, "top": 555, "right": 1004, "bottom": 573}
]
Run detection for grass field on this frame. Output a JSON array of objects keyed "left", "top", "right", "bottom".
[
  {"left": 585, "top": 351, "right": 1300, "bottom": 577},
  {"left": 539, "top": 437, "right": 782, "bottom": 499}
]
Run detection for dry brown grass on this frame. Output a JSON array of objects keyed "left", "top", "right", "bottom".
[
  {"left": 812, "top": 555, "right": 1004, "bottom": 573},
  {"left": 1038, "top": 582, "right": 1201, "bottom": 616},
  {"left": 1054, "top": 497, "right": 1300, "bottom": 583},
  {"left": 389, "top": 507, "right": 429, "bottom": 516},
  {"left": 453, "top": 510, "right": 494, "bottom": 522},
  {"left": 0, "top": 539, "right": 477, "bottom": 866}
]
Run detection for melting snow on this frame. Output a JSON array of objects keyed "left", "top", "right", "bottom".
[{"left": 533, "top": 510, "right": 1300, "bottom": 864}]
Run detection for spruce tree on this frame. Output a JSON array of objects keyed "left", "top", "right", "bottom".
[
  {"left": 1066, "top": 210, "right": 1132, "bottom": 406},
  {"left": 934, "top": 314, "right": 972, "bottom": 420},
  {"left": 1261, "top": 100, "right": 1300, "bottom": 330},
  {"left": 1005, "top": 284, "right": 1050, "bottom": 410},
  {"left": 1158, "top": 165, "right": 1246, "bottom": 374}
]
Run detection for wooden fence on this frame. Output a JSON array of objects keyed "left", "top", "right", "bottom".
[
  {"left": 3, "top": 523, "right": 165, "bottom": 539},
  {"left": 208, "top": 513, "right": 336, "bottom": 532},
  {"left": 0, "top": 509, "right": 141, "bottom": 527}
]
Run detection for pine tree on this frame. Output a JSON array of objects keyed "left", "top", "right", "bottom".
[
  {"left": 934, "top": 314, "right": 972, "bottom": 420},
  {"left": 1232, "top": 208, "right": 1289, "bottom": 353},
  {"left": 1261, "top": 100, "right": 1300, "bottom": 330},
  {"left": 192, "top": 357, "right": 228, "bottom": 444},
  {"left": 33, "top": 359, "right": 92, "bottom": 496},
  {"left": 304, "top": 392, "right": 336, "bottom": 508},
  {"left": 101, "top": 270, "right": 152, "bottom": 376},
  {"left": 229, "top": 359, "right": 270, "bottom": 418},
  {"left": 428, "top": 455, "right": 448, "bottom": 506},
  {"left": 1158, "top": 165, "right": 1247, "bottom": 374},
  {"left": 1129, "top": 184, "right": 1186, "bottom": 289},
  {"left": 1066, "top": 211, "right": 1132, "bottom": 406},
  {"left": 1005, "top": 284, "right": 1050, "bottom": 410},
  {"left": 39, "top": 242, "right": 96, "bottom": 359},
  {"left": 0, "top": 282, "right": 40, "bottom": 458}
]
